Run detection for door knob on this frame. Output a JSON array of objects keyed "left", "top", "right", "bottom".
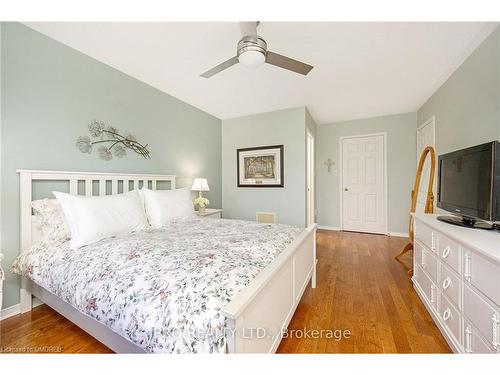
[{"left": 344, "top": 188, "right": 348, "bottom": 191}]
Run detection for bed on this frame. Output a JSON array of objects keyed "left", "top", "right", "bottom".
[{"left": 14, "top": 170, "right": 317, "bottom": 353}]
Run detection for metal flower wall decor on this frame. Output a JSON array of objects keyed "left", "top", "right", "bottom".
[{"left": 76, "top": 120, "right": 151, "bottom": 161}]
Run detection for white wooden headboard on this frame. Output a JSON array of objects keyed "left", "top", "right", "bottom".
[{"left": 17, "top": 169, "right": 176, "bottom": 313}]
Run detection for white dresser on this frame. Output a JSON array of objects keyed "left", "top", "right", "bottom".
[{"left": 412, "top": 213, "right": 500, "bottom": 353}]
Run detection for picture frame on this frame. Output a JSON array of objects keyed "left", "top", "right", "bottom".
[{"left": 237, "top": 145, "right": 284, "bottom": 187}]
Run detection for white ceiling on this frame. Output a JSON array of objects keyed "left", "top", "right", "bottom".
[{"left": 25, "top": 22, "right": 497, "bottom": 124}]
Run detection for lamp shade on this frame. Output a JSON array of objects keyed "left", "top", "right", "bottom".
[{"left": 191, "top": 178, "right": 210, "bottom": 192}]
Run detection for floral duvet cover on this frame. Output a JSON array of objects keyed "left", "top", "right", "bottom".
[{"left": 12, "top": 218, "right": 302, "bottom": 353}]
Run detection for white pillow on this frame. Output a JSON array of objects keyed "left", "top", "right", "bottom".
[
  {"left": 31, "top": 198, "right": 71, "bottom": 246},
  {"left": 54, "top": 190, "right": 148, "bottom": 249},
  {"left": 141, "top": 188, "right": 195, "bottom": 228}
]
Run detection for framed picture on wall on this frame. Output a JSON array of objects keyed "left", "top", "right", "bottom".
[{"left": 237, "top": 145, "right": 284, "bottom": 187}]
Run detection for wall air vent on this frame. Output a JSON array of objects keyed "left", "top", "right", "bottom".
[{"left": 256, "top": 212, "right": 277, "bottom": 224}]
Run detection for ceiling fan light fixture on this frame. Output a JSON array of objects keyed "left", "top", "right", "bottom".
[
  {"left": 237, "top": 36, "right": 267, "bottom": 68},
  {"left": 200, "top": 23, "right": 314, "bottom": 78},
  {"left": 238, "top": 50, "right": 266, "bottom": 68}
]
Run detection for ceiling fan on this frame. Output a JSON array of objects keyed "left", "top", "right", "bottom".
[{"left": 200, "top": 22, "right": 314, "bottom": 78}]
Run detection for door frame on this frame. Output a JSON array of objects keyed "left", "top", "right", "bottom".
[
  {"left": 306, "top": 129, "right": 315, "bottom": 226},
  {"left": 416, "top": 115, "right": 436, "bottom": 212},
  {"left": 417, "top": 115, "right": 436, "bottom": 165},
  {"left": 339, "top": 132, "right": 388, "bottom": 234}
]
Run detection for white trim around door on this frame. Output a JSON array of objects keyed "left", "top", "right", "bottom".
[
  {"left": 416, "top": 116, "right": 436, "bottom": 213},
  {"left": 339, "top": 132, "right": 388, "bottom": 235},
  {"left": 416, "top": 115, "right": 436, "bottom": 156},
  {"left": 306, "top": 130, "right": 315, "bottom": 226}
]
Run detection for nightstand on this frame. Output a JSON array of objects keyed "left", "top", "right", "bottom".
[{"left": 196, "top": 208, "right": 222, "bottom": 219}]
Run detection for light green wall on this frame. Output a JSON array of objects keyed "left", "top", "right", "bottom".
[
  {"left": 418, "top": 26, "right": 500, "bottom": 153},
  {"left": 0, "top": 23, "right": 222, "bottom": 309},
  {"left": 317, "top": 112, "right": 417, "bottom": 233},
  {"left": 222, "top": 107, "right": 307, "bottom": 226}
]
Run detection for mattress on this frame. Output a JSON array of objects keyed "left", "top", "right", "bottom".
[{"left": 12, "top": 217, "right": 302, "bottom": 353}]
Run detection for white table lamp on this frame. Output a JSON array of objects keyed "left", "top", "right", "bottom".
[{"left": 191, "top": 178, "right": 210, "bottom": 198}]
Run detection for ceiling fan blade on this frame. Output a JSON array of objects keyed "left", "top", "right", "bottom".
[
  {"left": 200, "top": 56, "right": 239, "bottom": 78},
  {"left": 239, "top": 21, "right": 259, "bottom": 37},
  {"left": 266, "top": 51, "right": 313, "bottom": 75}
]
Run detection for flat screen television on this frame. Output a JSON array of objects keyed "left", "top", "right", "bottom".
[{"left": 437, "top": 141, "right": 500, "bottom": 229}]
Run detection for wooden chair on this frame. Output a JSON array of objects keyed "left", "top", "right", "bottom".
[{"left": 395, "top": 146, "right": 436, "bottom": 271}]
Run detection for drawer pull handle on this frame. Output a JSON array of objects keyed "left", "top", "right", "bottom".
[
  {"left": 465, "top": 326, "right": 473, "bottom": 353},
  {"left": 442, "top": 308, "right": 451, "bottom": 321},
  {"left": 493, "top": 314, "right": 500, "bottom": 349},
  {"left": 464, "top": 252, "right": 472, "bottom": 282},
  {"left": 442, "top": 277, "right": 451, "bottom": 290},
  {"left": 442, "top": 246, "right": 450, "bottom": 259},
  {"left": 430, "top": 285, "right": 437, "bottom": 304}
]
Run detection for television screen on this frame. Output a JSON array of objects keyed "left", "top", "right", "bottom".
[{"left": 438, "top": 143, "right": 494, "bottom": 220}]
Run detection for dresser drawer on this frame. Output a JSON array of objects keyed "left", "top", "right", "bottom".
[
  {"left": 414, "top": 241, "right": 424, "bottom": 267},
  {"left": 439, "top": 293, "right": 462, "bottom": 347},
  {"left": 439, "top": 262, "right": 461, "bottom": 308},
  {"left": 422, "top": 248, "right": 438, "bottom": 283},
  {"left": 437, "top": 234, "right": 461, "bottom": 274},
  {"left": 464, "top": 321, "right": 496, "bottom": 353},
  {"left": 415, "top": 241, "right": 437, "bottom": 282},
  {"left": 414, "top": 264, "right": 438, "bottom": 310},
  {"left": 463, "top": 283, "right": 500, "bottom": 348},
  {"left": 465, "top": 250, "right": 500, "bottom": 307},
  {"left": 415, "top": 221, "right": 435, "bottom": 252}
]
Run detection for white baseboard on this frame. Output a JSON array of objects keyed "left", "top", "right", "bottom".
[
  {"left": 0, "top": 303, "right": 20, "bottom": 320},
  {"left": 317, "top": 225, "right": 341, "bottom": 231},
  {"left": 388, "top": 231, "right": 409, "bottom": 238},
  {"left": 318, "top": 225, "right": 408, "bottom": 238},
  {"left": 0, "top": 297, "right": 44, "bottom": 321}
]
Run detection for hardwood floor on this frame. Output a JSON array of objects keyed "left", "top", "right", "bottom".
[
  {"left": 0, "top": 230, "right": 451, "bottom": 354},
  {"left": 277, "top": 230, "right": 450, "bottom": 353},
  {"left": 0, "top": 304, "right": 112, "bottom": 353}
]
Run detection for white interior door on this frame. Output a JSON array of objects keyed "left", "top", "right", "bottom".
[
  {"left": 306, "top": 131, "right": 315, "bottom": 226},
  {"left": 416, "top": 117, "right": 436, "bottom": 213},
  {"left": 341, "top": 134, "right": 386, "bottom": 234}
]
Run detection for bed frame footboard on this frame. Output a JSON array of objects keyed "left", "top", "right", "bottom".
[{"left": 222, "top": 224, "right": 317, "bottom": 353}]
